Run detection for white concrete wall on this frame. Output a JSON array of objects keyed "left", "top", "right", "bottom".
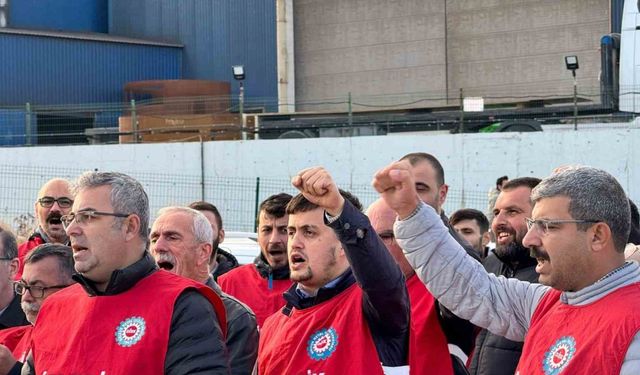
[{"left": 2, "top": 127, "right": 639, "bottom": 232}]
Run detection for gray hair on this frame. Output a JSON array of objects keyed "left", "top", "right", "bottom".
[
  {"left": 0, "top": 230, "right": 17, "bottom": 259},
  {"left": 532, "top": 166, "right": 630, "bottom": 252},
  {"left": 25, "top": 243, "right": 75, "bottom": 283},
  {"left": 73, "top": 171, "right": 149, "bottom": 240},
  {"left": 156, "top": 206, "right": 213, "bottom": 245}
]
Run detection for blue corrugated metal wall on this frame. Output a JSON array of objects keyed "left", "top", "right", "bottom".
[
  {"left": 0, "top": 33, "right": 182, "bottom": 105},
  {"left": 0, "top": 109, "right": 35, "bottom": 146},
  {"left": 9, "top": 0, "right": 108, "bottom": 33},
  {"left": 108, "top": 0, "right": 277, "bottom": 108}
]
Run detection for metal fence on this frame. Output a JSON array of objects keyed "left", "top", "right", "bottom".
[
  {"left": 0, "top": 164, "right": 490, "bottom": 237},
  {"left": 0, "top": 84, "right": 634, "bottom": 146}
]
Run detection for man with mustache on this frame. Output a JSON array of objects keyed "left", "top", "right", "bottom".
[
  {"left": 188, "top": 201, "right": 239, "bottom": 280},
  {"left": 218, "top": 193, "right": 293, "bottom": 326},
  {"left": 150, "top": 207, "right": 258, "bottom": 374},
  {"left": 16, "top": 179, "right": 73, "bottom": 280},
  {"left": 0, "top": 243, "right": 74, "bottom": 375},
  {"left": 374, "top": 163, "right": 640, "bottom": 374},
  {"left": 467, "top": 177, "right": 540, "bottom": 375},
  {"left": 258, "top": 167, "right": 409, "bottom": 374}
]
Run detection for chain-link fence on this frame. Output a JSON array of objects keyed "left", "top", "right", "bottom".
[{"left": 0, "top": 164, "right": 489, "bottom": 237}]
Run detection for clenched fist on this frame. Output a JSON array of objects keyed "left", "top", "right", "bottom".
[
  {"left": 372, "top": 160, "right": 421, "bottom": 219},
  {"left": 291, "top": 167, "right": 345, "bottom": 216}
]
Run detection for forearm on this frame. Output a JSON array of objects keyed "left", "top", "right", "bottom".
[{"left": 396, "top": 203, "right": 548, "bottom": 341}]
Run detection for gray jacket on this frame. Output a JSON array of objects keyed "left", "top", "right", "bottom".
[
  {"left": 395, "top": 203, "right": 640, "bottom": 375},
  {"left": 206, "top": 277, "right": 259, "bottom": 375}
]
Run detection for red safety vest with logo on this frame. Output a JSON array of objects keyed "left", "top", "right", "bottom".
[
  {"left": 16, "top": 235, "right": 45, "bottom": 280},
  {"left": 218, "top": 264, "right": 292, "bottom": 327},
  {"left": 407, "top": 274, "right": 454, "bottom": 375},
  {"left": 515, "top": 283, "right": 640, "bottom": 375},
  {"left": 258, "top": 283, "right": 384, "bottom": 375},
  {"left": 0, "top": 325, "right": 32, "bottom": 362},
  {"left": 31, "top": 270, "right": 226, "bottom": 375}
]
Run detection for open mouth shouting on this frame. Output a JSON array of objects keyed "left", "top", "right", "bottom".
[
  {"left": 289, "top": 252, "right": 307, "bottom": 271},
  {"left": 155, "top": 253, "right": 176, "bottom": 271}
]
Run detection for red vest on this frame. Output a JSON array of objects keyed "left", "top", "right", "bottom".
[
  {"left": 515, "top": 283, "right": 640, "bottom": 375},
  {"left": 407, "top": 274, "right": 453, "bottom": 375},
  {"left": 0, "top": 325, "right": 32, "bottom": 362},
  {"left": 258, "top": 284, "right": 384, "bottom": 375},
  {"left": 32, "top": 270, "right": 226, "bottom": 375},
  {"left": 16, "top": 235, "right": 45, "bottom": 280},
  {"left": 218, "top": 264, "right": 292, "bottom": 327}
]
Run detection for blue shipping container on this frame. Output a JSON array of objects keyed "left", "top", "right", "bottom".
[
  {"left": 0, "top": 30, "right": 183, "bottom": 105},
  {"left": 9, "top": 0, "right": 109, "bottom": 33},
  {"left": 109, "top": 0, "right": 278, "bottom": 110}
]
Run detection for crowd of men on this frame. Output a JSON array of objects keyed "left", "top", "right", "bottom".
[{"left": 0, "top": 152, "right": 636, "bottom": 374}]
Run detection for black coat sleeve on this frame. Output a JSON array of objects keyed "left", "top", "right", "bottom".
[
  {"left": 224, "top": 299, "right": 259, "bottom": 375},
  {"left": 327, "top": 200, "right": 410, "bottom": 366},
  {"left": 165, "top": 290, "right": 230, "bottom": 375}
]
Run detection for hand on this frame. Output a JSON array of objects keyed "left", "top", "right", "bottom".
[
  {"left": 0, "top": 344, "right": 17, "bottom": 374},
  {"left": 291, "top": 167, "right": 345, "bottom": 216},
  {"left": 372, "top": 160, "right": 421, "bottom": 219}
]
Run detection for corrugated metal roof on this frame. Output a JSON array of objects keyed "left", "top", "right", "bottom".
[
  {"left": 0, "top": 27, "right": 183, "bottom": 48},
  {"left": 0, "top": 32, "right": 182, "bottom": 105}
]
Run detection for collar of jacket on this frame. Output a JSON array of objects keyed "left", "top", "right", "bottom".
[
  {"left": 73, "top": 251, "right": 157, "bottom": 296},
  {"left": 282, "top": 268, "right": 354, "bottom": 311},
  {"left": 490, "top": 247, "right": 538, "bottom": 272},
  {"left": 253, "top": 253, "right": 290, "bottom": 280}
]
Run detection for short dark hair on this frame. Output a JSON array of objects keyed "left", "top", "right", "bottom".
[
  {"left": 0, "top": 229, "right": 17, "bottom": 260},
  {"left": 628, "top": 199, "right": 640, "bottom": 244},
  {"left": 496, "top": 176, "right": 509, "bottom": 187},
  {"left": 400, "top": 152, "right": 445, "bottom": 186},
  {"left": 450, "top": 208, "right": 490, "bottom": 233},
  {"left": 286, "top": 189, "right": 363, "bottom": 215},
  {"left": 189, "top": 201, "right": 223, "bottom": 230},
  {"left": 502, "top": 177, "right": 541, "bottom": 192},
  {"left": 259, "top": 193, "right": 293, "bottom": 219},
  {"left": 25, "top": 243, "right": 75, "bottom": 282}
]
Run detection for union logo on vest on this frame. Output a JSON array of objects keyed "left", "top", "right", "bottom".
[
  {"left": 115, "top": 316, "right": 146, "bottom": 348},
  {"left": 306, "top": 327, "right": 339, "bottom": 361},
  {"left": 543, "top": 336, "right": 576, "bottom": 375}
]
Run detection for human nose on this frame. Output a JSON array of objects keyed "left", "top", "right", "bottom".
[
  {"left": 64, "top": 216, "right": 81, "bottom": 237},
  {"left": 522, "top": 223, "right": 540, "bottom": 249}
]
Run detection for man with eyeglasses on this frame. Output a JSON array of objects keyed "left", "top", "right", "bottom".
[
  {"left": 0, "top": 243, "right": 73, "bottom": 375},
  {"left": 374, "top": 163, "right": 640, "bottom": 374},
  {"left": 23, "top": 171, "right": 230, "bottom": 375},
  {"left": 16, "top": 179, "right": 73, "bottom": 280}
]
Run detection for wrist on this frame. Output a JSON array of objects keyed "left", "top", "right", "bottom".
[{"left": 398, "top": 202, "right": 422, "bottom": 221}]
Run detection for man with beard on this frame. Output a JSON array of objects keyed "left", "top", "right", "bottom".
[
  {"left": 218, "top": 193, "right": 293, "bottom": 326},
  {"left": 0, "top": 229, "right": 28, "bottom": 330},
  {"left": 374, "top": 163, "right": 640, "bottom": 374},
  {"left": 16, "top": 179, "right": 73, "bottom": 280},
  {"left": 150, "top": 207, "right": 258, "bottom": 374},
  {"left": 0, "top": 243, "right": 74, "bottom": 375},
  {"left": 189, "top": 201, "right": 239, "bottom": 280},
  {"left": 450, "top": 208, "right": 491, "bottom": 258},
  {"left": 467, "top": 177, "right": 540, "bottom": 375},
  {"left": 258, "top": 167, "right": 409, "bottom": 374}
]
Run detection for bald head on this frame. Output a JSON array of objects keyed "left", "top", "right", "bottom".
[
  {"left": 366, "top": 198, "right": 415, "bottom": 278},
  {"left": 35, "top": 179, "right": 73, "bottom": 243}
]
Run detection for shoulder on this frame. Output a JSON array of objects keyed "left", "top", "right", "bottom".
[{"left": 219, "top": 264, "right": 256, "bottom": 281}]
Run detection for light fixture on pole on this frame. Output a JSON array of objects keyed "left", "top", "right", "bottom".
[
  {"left": 232, "top": 65, "right": 246, "bottom": 140},
  {"left": 565, "top": 55, "right": 579, "bottom": 131}
]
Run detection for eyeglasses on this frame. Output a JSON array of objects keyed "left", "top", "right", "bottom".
[
  {"left": 61, "top": 210, "right": 130, "bottom": 229},
  {"left": 13, "top": 281, "right": 69, "bottom": 298},
  {"left": 525, "top": 218, "right": 600, "bottom": 235},
  {"left": 38, "top": 197, "right": 73, "bottom": 208}
]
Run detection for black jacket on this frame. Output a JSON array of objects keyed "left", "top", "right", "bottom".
[
  {"left": 280, "top": 200, "right": 410, "bottom": 367},
  {"left": 23, "top": 252, "right": 229, "bottom": 375},
  {"left": 468, "top": 250, "right": 539, "bottom": 375},
  {"left": 206, "top": 277, "right": 259, "bottom": 375},
  {"left": 211, "top": 248, "right": 239, "bottom": 281},
  {"left": 0, "top": 293, "right": 29, "bottom": 330}
]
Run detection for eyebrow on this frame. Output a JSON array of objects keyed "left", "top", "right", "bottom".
[{"left": 288, "top": 224, "right": 320, "bottom": 231}]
